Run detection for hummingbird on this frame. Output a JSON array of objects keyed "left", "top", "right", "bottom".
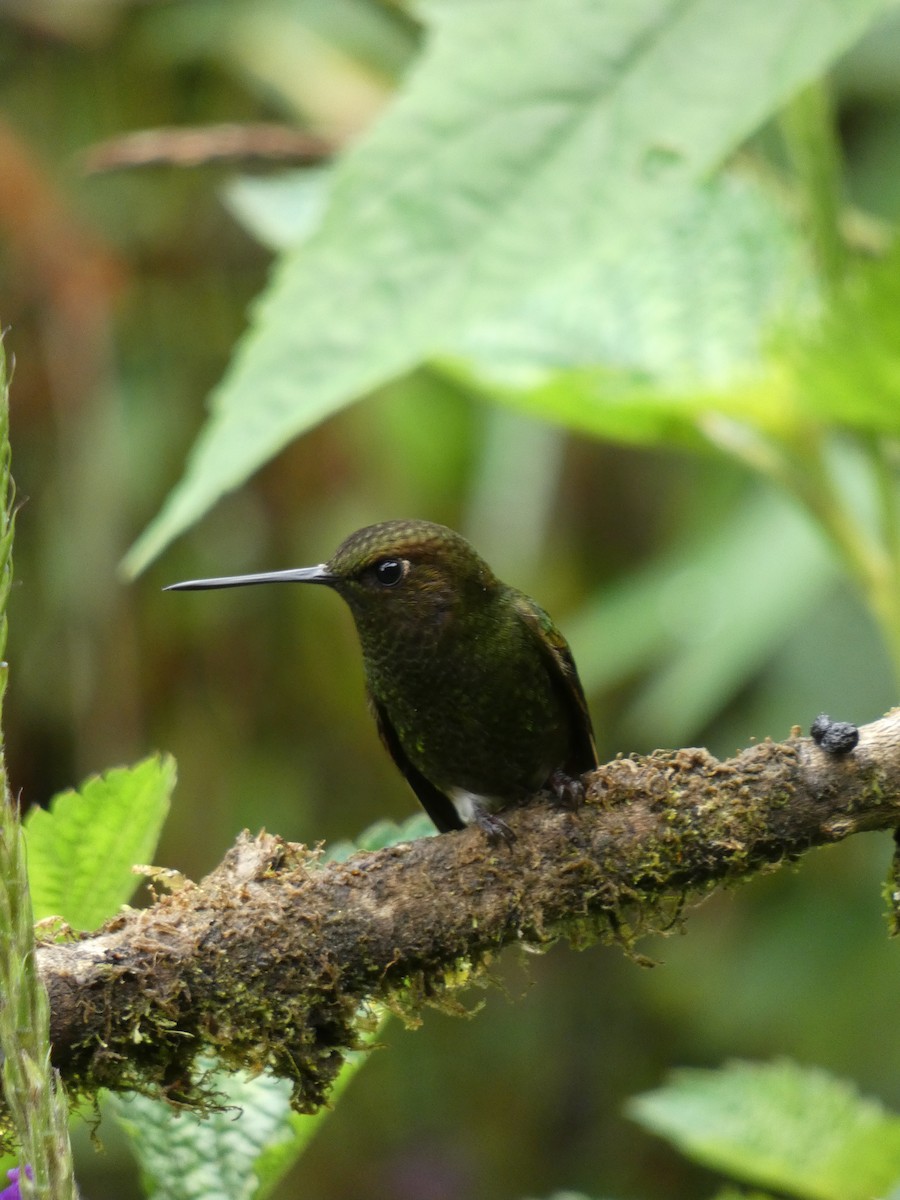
[{"left": 165, "top": 520, "right": 598, "bottom": 841}]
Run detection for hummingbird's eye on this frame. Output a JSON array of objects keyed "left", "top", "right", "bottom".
[{"left": 374, "top": 558, "right": 407, "bottom": 587}]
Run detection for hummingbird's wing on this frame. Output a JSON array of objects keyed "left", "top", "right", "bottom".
[
  {"left": 512, "top": 593, "right": 599, "bottom": 776},
  {"left": 367, "top": 691, "right": 465, "bottom": 833}
]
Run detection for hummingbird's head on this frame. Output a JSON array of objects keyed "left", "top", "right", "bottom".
[
  {"left": 326, "top": 520, "right": 498, "bottom": 633},
  {"left": 165, "top": 519, "right": 499, "bottom": 636}
]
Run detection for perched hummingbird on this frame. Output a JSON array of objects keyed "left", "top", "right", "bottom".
[{"left": 165, "top": 520, "right": 597, "bottom": 840}]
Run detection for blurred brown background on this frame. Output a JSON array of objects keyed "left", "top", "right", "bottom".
[{"left": 1, "top": 4, "right": 899, "bottom": 1197}]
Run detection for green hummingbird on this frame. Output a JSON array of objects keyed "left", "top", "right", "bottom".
[{"left": 165, "top": 519, "right": 597, "bottom": 840}]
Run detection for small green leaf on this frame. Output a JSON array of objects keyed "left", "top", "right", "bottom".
[
  {"left": 223, "top": 169, "right": 331, "bottom": 253},
  {"left": 325, "top": 811, "right": 436, "bottom": 863},
  {"left": 25, "top": 755, "right": 176, "bottom": 930},
  {"left": 628, "top": 1060, "right": 900, "bottom": 1200}
]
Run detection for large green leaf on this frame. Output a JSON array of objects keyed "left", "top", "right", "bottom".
[
  {"left": 628, "top": 1060, "right": 900, "bottom": 1200},
  {"left": 25, "top": 755, "right": 176, "bottom": 931},
  {"left": 227, "top": 165, "right": 812, "bottom": 433},
  {"left": 125, "top": 0, "right": 891, "bottom": 573},
  {"left": 113, "top": 1065, "right": 296, "bottom": 1200},
  {"left": 447, "top": 170, "right": 813, "bottom": 408},
  {"left": 789, "top": 241, "right": 900, "bottom": 434}
]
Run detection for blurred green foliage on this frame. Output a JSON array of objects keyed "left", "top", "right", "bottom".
[{"left": 2, "top": 1, "right": 900, "bottom": 1198}]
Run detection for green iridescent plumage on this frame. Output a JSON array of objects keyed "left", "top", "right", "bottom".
[{"left": 166, "top": 519, "right": 598, "bottom": 837}]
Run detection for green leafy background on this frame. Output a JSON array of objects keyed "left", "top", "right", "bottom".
[
  {"left": 124, "top": 0, "right": 884, "bottom": 572},
  {"left": 3, "top": 1, "right": 900, "bottom": 1197}
]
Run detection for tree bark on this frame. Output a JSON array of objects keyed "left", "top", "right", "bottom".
[{"left": 29, "top": 711, "right": 900, "bottom": 1120}]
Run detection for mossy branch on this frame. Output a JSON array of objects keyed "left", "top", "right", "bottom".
[{"left": 13, "top": 709, "right": 900, "bottom": 1137}]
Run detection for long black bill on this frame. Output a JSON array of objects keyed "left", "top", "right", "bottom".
[{"left": 164, "top": 565, "right": 333, "bottom": 592}]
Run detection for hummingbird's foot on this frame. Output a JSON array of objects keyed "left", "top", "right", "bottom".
[
  {"left": 474, "top": 809, "right": 516, "bottom": 847},
  {"left": 546, "top": 768, "right": 585, "bottom": 810}
]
